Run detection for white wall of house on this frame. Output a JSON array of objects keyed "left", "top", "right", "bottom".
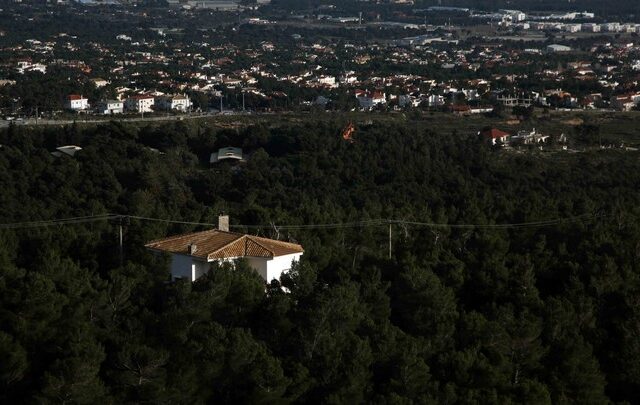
[
  {"left": 156, "top": 96, "right": 191, "bottom": 111},
  {"left": 96, "top": 101, "right": 124, "bottom": 114},
  {"left": 169, "top": 252, "right": 301, "bottom": 283},
  {"left": 266, "top": 253, "right": 302, "bottom": 282},
  {"left": 169, "top": 98, "right": 191, "bottom": 111},
  {"left": 66, "top": 98, "right": 89, "bottom": 110},
  {"left": 125, "top": 97, "right": 154, "bottom": 113}
]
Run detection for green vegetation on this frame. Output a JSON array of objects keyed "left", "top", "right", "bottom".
[{"left": 1, "top": 118, "right": 640, "bottom": 403}]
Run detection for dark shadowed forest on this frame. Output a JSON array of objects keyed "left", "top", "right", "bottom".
[{"left": 1, "top": 119, "right": 640, "bottom": 403}]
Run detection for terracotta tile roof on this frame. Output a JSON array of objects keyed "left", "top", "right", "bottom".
[
  {"left": 145, "top": 229, "right": 303, "bottom": 260},
  {"left": 481, "top": 128, "right": 511, "bottom": 139}
]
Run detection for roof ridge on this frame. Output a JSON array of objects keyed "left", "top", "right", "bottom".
[
  {"left": 246, "top": 236, "right": 275, "bottom": 256},
  {"left": 206, "top": 233, "right": 245, "bottom": 260},
  {"left": 145, "top": 228, "right": 244, "bottom": 246},
  {"left": 251, "top": 234, "right": 303, "bottom": 249}
]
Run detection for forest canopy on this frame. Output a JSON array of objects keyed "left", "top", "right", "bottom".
[{"left": 0, "top": 118, "right": 639, "bottom": 403}]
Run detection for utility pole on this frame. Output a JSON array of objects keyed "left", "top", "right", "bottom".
[
  {"left": 118, "top": 217, "right": 123, "bottom": 266},
  {"left": 388, "top": 222, "right": 392, "bottom": 259}
]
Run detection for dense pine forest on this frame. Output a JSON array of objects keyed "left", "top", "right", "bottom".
[{"left": 1, "top": 118, "right": 640, "bottom": 403}]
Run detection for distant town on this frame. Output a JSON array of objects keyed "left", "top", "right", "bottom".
[{"left": 3, "top": 0, "right": 640, "bottom": 121}]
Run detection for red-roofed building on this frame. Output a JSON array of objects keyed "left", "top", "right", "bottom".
[
  {"left": 65, "top": 94, "right": 89, "bottom": 111},
  {"left": 355, "top": 89, "right": 386, "bottom": 110},
  {"left": 145, "top": 217, "right": 304, "bottom": 283},
  {"left": 480, "top": 128, "right": 511, "bottom": 145}
]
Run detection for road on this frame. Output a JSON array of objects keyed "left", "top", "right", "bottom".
[{"left": 0, "top": 111, "right": 244, "bottom": 128}]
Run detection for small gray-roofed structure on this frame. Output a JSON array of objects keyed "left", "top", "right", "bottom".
[
  {"left": 210, "top": 147, "right": 243, "bottom": 164},
  {"left": 546, "top": 44, "right": 572, "bottom": 53},
  {"left": 51, "top": 145, "right": 82, "bottom": 158}
]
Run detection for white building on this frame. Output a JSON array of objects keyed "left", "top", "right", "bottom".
[
  {"left": 91, "top": 78, "right": 109, "bottom": 88},
  {"left": 210, "top": 146, "right": 244, "bottom": 164},
  {"left": 145, "top": 220, "right": 303, "bottom": 283},
  {"left": 95, "top": 100, "right": 124, "bottom": 115},
  {"left": 546, "top": 44, "right": 572, "bottom": 53},
  {"left": 156, "top": 95, "right": 192, "bottom": 112},
  {"left": 499, "top": 9, "right": 526, "bottom": 22},
  {"left": 480, "top": 128, "right": 510, "bottom": 146},
  {"left": 603, "top": 22, "right": 621, "bottom": 32},
  {"left": 65, "top": 95, "right": 89, "bottom": 111},
  {"left": 564, "top": 24, "right": 581, "bottom": 33},
  {"left": 427, "top": 94, "right": 445, "bottom": 107},
  {"left": 315, "top": 75, "right": 337, "bottom": 87},
  {"left": 510, "top": 129, "right": 550, "bottom": 145},
  {"left": 16, "top": 61, "right": 47, "bottom": 74},
  {"left": 582, "top": 23, "right": 601, "bottom": 33},
  {"left": 51, "top": 145, "right": 82, "bottom": 158},
  {"left": 125, "top": 94, "right": 155, "bottom": 113},
  {"left": 355, "top": 90, "right": 386, "bottom": 110},
  {"left": 398, "top": 95, "right": 421, "bottom": 108}
]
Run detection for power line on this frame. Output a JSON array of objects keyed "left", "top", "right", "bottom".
[
  {"left": 387, "top": 213, "right": 601, "bottom": 230},
  {"left": 0, "top": 213, "right": 606, "bottom": 231},
  {"left": 0, "top": 214, "right": 118, "bottom": 230},
  {"left": 123, "top": 215, "right": 218, "bottom": 227}
]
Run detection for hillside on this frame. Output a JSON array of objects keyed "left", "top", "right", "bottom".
[{"left": 1, "top": 119, "right": 640, "bottom": 402}]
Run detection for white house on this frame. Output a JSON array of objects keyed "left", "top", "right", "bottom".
[
  {"left": 65, "top": 95, "right": 89, "bottom": 111},
  {"left": 427, "top": 94, "right": 445, "bottom": 107},
  {"left": 156, "top": 95, "right": 192, "bottom": 112},
  {"left": 510, "top": 129, "right": 550, "bottom": 145},
  {"left": 125, "top": 94, "right": 155, "bottom": 113},
  {"left": 582, "top": 23, "right": 600, "bottom": 33},
  {"left": 480, "top": 128, "right": 511, "bottom": 146},
  {"left": 145, "top": 220, "right": 303, "bottom": 283},
  {"left": 16, "top": 61, "right": 47, "bottom": 74},
  {"left": 95, "top": 100, "right": 124, "bottom": 115},
  {"left": 314, "top": 75, "right": 337, "bottom": 87},
  {"left": 91, "top": 78, "right": 109, "bottom": 88},
  {"left": 355, "top": 89, "right": 386, "bottom": 110},
  {"left": 398, "top": 95, "right": 421, "bottom": 108}
]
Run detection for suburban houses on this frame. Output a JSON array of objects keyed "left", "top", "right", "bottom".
[
  {"left": 4, "top": 1, "right": 640, "bottom": 119},
  {"left": 480, "top": 127, "right": 553, "bottom": 147}
]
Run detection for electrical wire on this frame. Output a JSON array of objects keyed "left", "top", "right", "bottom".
[
  {"left": 0, "top": 214, "right": 118, "bottom": 230},
  {"left": 0, "top": 212, "right": 606, "bottom": 231},
  {"left": 123, "top": 215, "right": 218, "bottom": 227}
]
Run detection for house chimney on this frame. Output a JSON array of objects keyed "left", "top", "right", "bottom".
[
  {"left": 218, "top": 215, "right": 229, "bottom": 232},
  {"left": 188, "top": 243, "right": 197, "bottom": 254}
]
